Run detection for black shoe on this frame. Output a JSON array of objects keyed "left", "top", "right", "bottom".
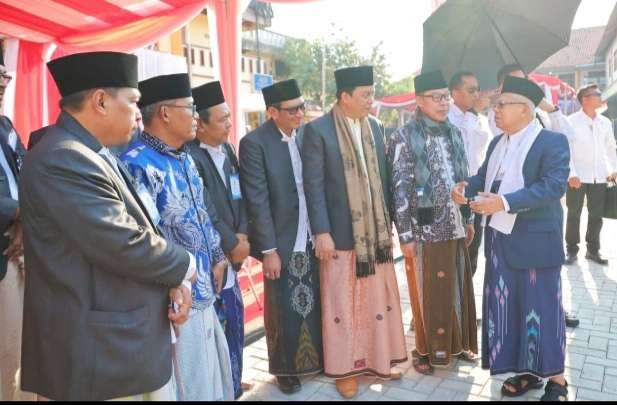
[
  {"left": 585, "top": 252, "right": 608, "bottom": 266},
  {"left": 565, "top": 312, "right": 580, "bottom": 328},
  {"left": 565, "top": 253, "right": 577, "bottom": 265},
  {"left": 276, "top": 376, "right": 301, "bottom": 395}
]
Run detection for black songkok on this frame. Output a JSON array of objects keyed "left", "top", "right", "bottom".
[
  {"left": 138, "top": 73, "right": 192, "bottom": 108},
  {"left": 501, "top": 76, "right": 545, "bottom": 107},
  {"left": 192, "top": 81, "right": 226, "bottom": 112},
  {"left": 334, "top": 66, "right": 374, "bottom": 91},
  {"left": 414, "top": 70, "right": 447, "bottom": 94},
  {"left": 48, "top": 51, "right": 138, "bottom": 97},
  {"left": 262, "top": 79, "right": 301, "bottom": 106}
]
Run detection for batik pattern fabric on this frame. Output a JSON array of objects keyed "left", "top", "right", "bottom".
[
  {"left": 121, "top": 133, "right": 234, "bottom": 400},
  {"left": 213, "top": 276, "right": 245, "bottom": 399},
  {"left": 264, "top": 249, "right": 323, "bottom": 376},
  {"left": 388, "top": 116, "right": 468, "bottom": 245},
  {"left": 482, "top": 228, "right": 566, "bottom": 378},
  {"left": 121, "top": 132, "right": 226, "bottom": 309},
  {"left": 405, "top": 239, "right": 477, "bottom": 367}
]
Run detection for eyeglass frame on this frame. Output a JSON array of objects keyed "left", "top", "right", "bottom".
[
  {"left": 160, "top": 103, "right": 197, "bottom": 115},
  {"left": 274, "top": 102, "right": 306, "bottom": 115},
  {"left": 417, "top": 92, "right": 451, "bottom": 103}
]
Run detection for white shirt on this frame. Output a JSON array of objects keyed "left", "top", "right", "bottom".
[
  {"left": 567, "top": 110, "right": 617, "bottom": 184},
  {"left": 489, "top": 106, "right": 579, "bottom": 181},
  {"left": 448, "top": 104, "right": 492, "bottom": 175},
  {"left": 0, "top": 128, "right": 19, "bottom": 200},
  {"left": 279, "top": 128, "right": 313, "bottom": 253},
  {"left": 201, "top": 142, "right": 235, "bottom": 290}
]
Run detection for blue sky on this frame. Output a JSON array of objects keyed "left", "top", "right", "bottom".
[{"left": 269, "top": 0, "right": 617, "bottom": 80}]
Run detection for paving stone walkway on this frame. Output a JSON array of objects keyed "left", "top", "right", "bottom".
[{"left": 239, "top": 211, "right": 617, "bottom": 401}]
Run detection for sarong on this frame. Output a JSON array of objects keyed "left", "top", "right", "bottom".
[
  {"left": 264, "top": 250, "right": 323, "bottom": 376},
  {"left": 482, "top": 228, "right": 566, "bottom": 377},
  {"left": 172, "top": 305, "right": 234, "bottom": 401},
  {"left": 214, "top": 276, "right": 245, "bottom": 398},
  {"left": 405, "top": 239, "right": 477, "bottom": 366},
  {"left": 320, "top": 250, "right": 407, "bottom": 378}
]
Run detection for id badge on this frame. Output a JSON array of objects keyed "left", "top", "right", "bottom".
[{"left": 229, "top": 173, "right": 242, "bottom": 201}]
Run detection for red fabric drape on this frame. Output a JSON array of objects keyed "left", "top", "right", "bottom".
[
  {"left": 2, "top": 0, "right": 208, "bottom": 144},
  {"left": 208, "top": 0, "right": 243, "bottom": 146},
  {"left": 13, "top": 41, "right": 47, "bottom": 143}
]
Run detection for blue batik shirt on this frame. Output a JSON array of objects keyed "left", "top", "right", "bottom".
[{"left": 121, "top": 131, "right": 226, "bottom": 309}]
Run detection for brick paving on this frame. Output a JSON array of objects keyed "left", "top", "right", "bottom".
[{"left": 239, "top": 211, "right": 617, "bottom": 401}]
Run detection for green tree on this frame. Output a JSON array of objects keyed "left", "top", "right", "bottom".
[{"left": 279, "top": 28, "right": 391, "bottom": 107}]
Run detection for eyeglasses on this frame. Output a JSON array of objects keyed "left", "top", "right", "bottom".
[
  {"left": 582, "top": 92, "right": 602, "bottom": 98},
  {"left": 0, "top": 73, "right": 12, "bottom": 84},
  {"left": 276, "top": 103, "right": 306, "bottom": 115},
  {"left": 160, "top": 103, "right": 197, "bottom": 115},
  {"left": 418, "top": 93, "right": 451, "bottom": 103},
  {"left": 494, "top": 101, "right": 527, "bottom": 110}
]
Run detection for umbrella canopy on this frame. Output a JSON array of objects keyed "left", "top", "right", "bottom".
[{"left": 422, "top": 0, "right": 581, "bottom": 89}]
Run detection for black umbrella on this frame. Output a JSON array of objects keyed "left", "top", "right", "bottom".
[{"left": 422, "top": 0, "right": 582, "bottom": 89}]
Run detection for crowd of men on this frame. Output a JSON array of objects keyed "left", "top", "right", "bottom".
[{"left": 1, "top": 47, "right": 616, "bottom": 402}]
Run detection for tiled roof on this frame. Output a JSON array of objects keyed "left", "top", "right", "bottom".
[{"left": 539, "top": 26, "right": 606, "bottom": 69}]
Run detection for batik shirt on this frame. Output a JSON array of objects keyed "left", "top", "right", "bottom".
[
  {"left": 388, "top": 115, "right": 469, "bottom": 244},
  {"left": 121, "top": 132, "right": 226, "bottom": 309}
]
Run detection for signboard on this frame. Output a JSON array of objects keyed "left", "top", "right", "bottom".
[{"left": 253, "top": 73, "right": 274, "bottom": 92}]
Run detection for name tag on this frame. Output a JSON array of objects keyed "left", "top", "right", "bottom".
[
  {"left": 229, "top": 173, "right": 242, "bottom": 201},
  {"left": 416, "top": 187, "right": 424, "bottom": 197}
]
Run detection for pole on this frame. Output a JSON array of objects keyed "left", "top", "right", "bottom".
[
  {"left": 255, "top": 12, "right": 261, "bottom": 74},
  {"left": 182, "top": 25, "right": 193, "bottom": 80},
  {"left": 321, "top": 42, "right": 326, "bottom": 110}
]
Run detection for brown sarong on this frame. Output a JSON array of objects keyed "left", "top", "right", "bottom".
[
  {"left": 320, "top": 251, "right": 407, "bottom": 378},
  {"left": 405, "top": 239, "right": 477, "bottom": 366}
]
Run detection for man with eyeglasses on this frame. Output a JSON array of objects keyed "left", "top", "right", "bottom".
[
  {"left": 120, "top": 73, "right": 234, "bottom": 401},
  {"left": 303, "top": 66, "right": 406, "bottom": 398},
  {"left": 564, "top": 84, "right": 617, "bottom": 266},
  {"left": 388, "top": 70, "right": 477, "bottom": 376},
  {"left": 489, "top": 64, "right": 581, "bottom": 329},
  {"left": 452, "top": 76, "right": 570, "bottom": 402},
  {"left": 239, "top": 79, "right": 322, "bottom": 395},
  {"left": 187, "top": 80, "right": 252, "bottom": 399},
  {"left": 0, "top": 43, "right": 30, "bottom": 401},
  {"left": 448, "top": 71, "right": 492, "bottom": 276}
]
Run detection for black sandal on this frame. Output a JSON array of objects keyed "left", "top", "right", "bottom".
[
  {"left": 457, "top": 351, "right": 478, "bottom": 363},
  {"left": 501, "top": 374, "right": 544, "bottom": 397},
  {"left": 412, "top": 356, "right": 434, "bottom": 375},
  {"left": 540, "top": 380, "right": 568, "bottom": 402}
]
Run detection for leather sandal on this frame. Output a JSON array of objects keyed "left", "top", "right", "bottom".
[{"left": 501, "top": 374, "right": 544, "bottom": 397}]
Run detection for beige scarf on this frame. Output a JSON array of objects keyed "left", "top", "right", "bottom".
[{"left": 332, "top": 104, "right": 393, "bottom": 278}]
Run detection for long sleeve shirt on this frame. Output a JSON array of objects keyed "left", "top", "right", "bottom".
[
  {"left": 448, "top": 104, "right": 492, "bottom": 176},
  {"left": 567, "top": 110, "right": 617, "bottom": 183}
]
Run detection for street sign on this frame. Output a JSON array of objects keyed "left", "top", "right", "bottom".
[{"left": 253, "top": 73, "right": 273, "bottom": 92}]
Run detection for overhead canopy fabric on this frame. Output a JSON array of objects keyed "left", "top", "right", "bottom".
[{"left": 0, "top": 0, "right": 208, "bottom": 144}]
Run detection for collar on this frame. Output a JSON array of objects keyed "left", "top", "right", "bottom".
[
  {"left": 140, "top": 131, "right": 187, "bottom": 159},
  {"left": 504, "top": 119, "right": 536, "bottom": 147},
  {"left": 200, "top": 142, "right": 224, "bottom": 155},
  {"left": 278, "top": 127, "right": 297, "bottom": 143}
]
